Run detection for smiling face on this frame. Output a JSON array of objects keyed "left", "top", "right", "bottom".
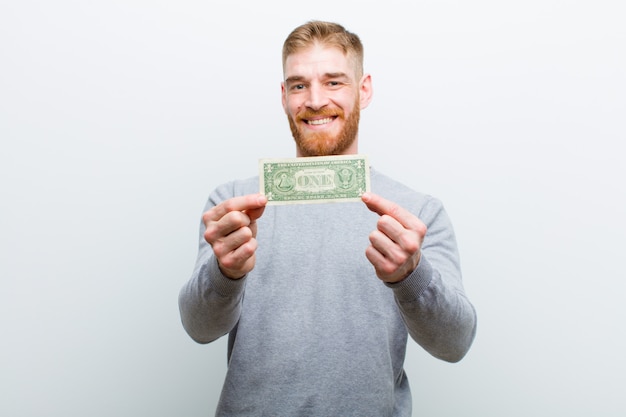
[{"left": 281, "top": 43, "right": 372, "bottom": 157}]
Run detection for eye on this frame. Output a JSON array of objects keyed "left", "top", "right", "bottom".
[{"left": 290, "top": 84, "right": 306, "bottom": 91}]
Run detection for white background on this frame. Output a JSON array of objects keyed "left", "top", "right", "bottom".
[{"left": 1, "top": 1, "right": 625, "bottom": 416}]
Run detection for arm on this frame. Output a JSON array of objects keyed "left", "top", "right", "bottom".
[
  {"left": 178, "top": 191, "right": 267, "bottom": 344},
  {"left": 178, "top": 253, "right": 246, "bottom": 344},
  {"left": 362, "top": 192, "right": 477, "bottom": 362}
]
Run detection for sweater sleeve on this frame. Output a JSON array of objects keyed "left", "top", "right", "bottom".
[
  {"left": 178, "top": 184, "right": 247, "bottom": 344},
  {"left": 386, "top": 196, "right": 477, "bottom": 362}
]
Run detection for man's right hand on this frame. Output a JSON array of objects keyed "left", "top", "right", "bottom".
[{"left": 202, "top": 194, "right": 268, "bottom": 279}]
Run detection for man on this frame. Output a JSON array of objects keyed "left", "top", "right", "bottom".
[{"left": 179, "top": 21, "right": 477, "bottom": 416}]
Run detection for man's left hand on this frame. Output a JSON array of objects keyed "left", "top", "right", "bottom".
[{"left": 361, "top": 192, "right": 427, "bottom": 283}]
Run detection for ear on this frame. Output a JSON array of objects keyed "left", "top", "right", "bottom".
[
  {"left": 281, "top": 82, "right": 288, "bottom": 113},
  {"left": 359, "top": 74, "right": 373, "bottom": 110}
]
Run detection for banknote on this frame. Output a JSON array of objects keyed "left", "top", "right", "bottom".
[{"left": 259, "top": 155, "right": 370, "bottom": 205}]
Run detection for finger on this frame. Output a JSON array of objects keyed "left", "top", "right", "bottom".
[
  {"left": 244, "top": 204, "right": 267, "bottom": 224},
  {"left": 211, "top": 226, "right": 254, "bottom": 258},
  {"left": 366, "top": 237, "right": 421, "bottom": 283},
  {"left": 365, "top": 244, "right": 397, "bottom": 278},
  {"left": 368, "top": 229, "right": 410, "bottom": 265},
  {"left": 207, "top": 194, "right": 267, "bottom": 222},
  {"left": 361, "top": 192, "right": 421, "bottom": 230},
  {"left": 376, "top": 215, "right": 421, "bottom": 254},
  {"left": 219, "top": 238, "right": 259, "bottom": 279},
  {"left": 204, "top": 210, "right": 253, "bottom": 244},
  {"left": 376, "top": 215, "right": 404, "bottom": 243},
  {"left": 244, "top": 205, "right": 267, "bottom": 239}
]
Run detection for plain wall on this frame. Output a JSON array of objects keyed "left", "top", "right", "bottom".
[{"left": 1, "top": 1, "right": 624, "bottom": 415}]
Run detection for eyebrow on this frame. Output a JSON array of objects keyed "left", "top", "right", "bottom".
[
  {"left": 323, "top": 72, "right": 350, "bottom": 80},
  {"left": 284, "top": 75, "right": 307, "bottom": 84},
  {"left": 285, "top": 72, "right": 351, "bottom": 84}
]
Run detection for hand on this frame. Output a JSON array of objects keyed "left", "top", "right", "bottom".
[
  {"left": 202, "top": 194, "right": 268, "bottom": 279},
  {"left": 361, "top": 192, "right": 427, "bottom": 283}
]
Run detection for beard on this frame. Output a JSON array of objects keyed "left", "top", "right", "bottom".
[{"left": 287, "top": 99, "right": 360, "bottom": 157}]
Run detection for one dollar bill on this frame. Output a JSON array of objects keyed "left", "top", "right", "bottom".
[{"left": 259, "top": 155, "right": 371, "bottom": 205}]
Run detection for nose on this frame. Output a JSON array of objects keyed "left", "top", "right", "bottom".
[{"left": 304, "top": 82, "right": 329, "bottom": 110}]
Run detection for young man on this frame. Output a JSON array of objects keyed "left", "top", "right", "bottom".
[{"left": 179, "top": 21, "right": 477, "bottom": 416}]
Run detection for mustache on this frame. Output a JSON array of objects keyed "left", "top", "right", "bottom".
[{"left": 296, "top": 107, "right": 345, "bottom": 121}]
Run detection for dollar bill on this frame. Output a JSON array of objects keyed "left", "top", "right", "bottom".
[{"left": 259, "top": 155, "right": 370, "bottom": 205}]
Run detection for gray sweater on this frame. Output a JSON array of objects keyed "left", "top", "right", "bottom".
[{"left": 179, "top": 169, "right": 477, "bottom": 416}]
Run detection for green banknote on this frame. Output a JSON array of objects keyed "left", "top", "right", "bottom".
[{"left": 259, "top": 155, "right": 371, "bottom": 205}]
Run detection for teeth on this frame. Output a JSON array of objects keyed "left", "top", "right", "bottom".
[{"left": 307, "top": 117, "right": 333, "bottom": 126}]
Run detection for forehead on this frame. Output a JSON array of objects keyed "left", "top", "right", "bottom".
[{"left": 284, "top": 43, "right": 355, "bottom": 79}]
